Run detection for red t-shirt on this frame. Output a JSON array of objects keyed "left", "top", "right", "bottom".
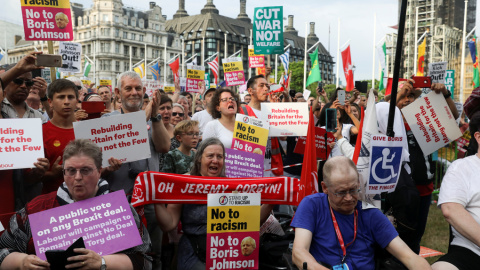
[{"left": 42, "top": 121, "right": 75, "bottom": 194}]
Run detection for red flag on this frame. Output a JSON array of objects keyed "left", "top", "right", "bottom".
[
  {"left": 169, "top": 57, "right": 180, "bottom": 81},
  {"left": 385, "top": 77, "right": 393, "bottom": 97},
  {"left": 341, "top": 45, "right": 354, "bottom": 91},
  {"left": 299, "top": 107, "right": 319, "bottom": 200},
  {"left": 207, "top": 56, "right": 219, "bottom": 85}
]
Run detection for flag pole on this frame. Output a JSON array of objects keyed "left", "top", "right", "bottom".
[
  {"left": 460, "top": 0, "right": 469, "bottom": 103},
  {"left": 303, "top": 22, "right": 308, "bottom": 89},
  {"left": 387, "top": 0, "right": 408, "bottom": 137},
  {"left": 47, "top": 41, "right": 56, "bottom": 82},
  {"left": 414, "top": 7, "right": 419, "bottom": 75},
  {"left": 204, "top": 52, "right": 218, "bottom": 63},
  {"left": 336, "top": 18, "right": 340, "bottom": 88},
  {"left": 144, "top": 43, "right": 147, "bottom": 79},
  {"left": 275, "top": 53, "right": 278, "bottom": 83},
  {"left": 181, "top": 38, "right": 185, "bottom": 77},
  {"left": 372, "top": 13, "right": 376, "bottom": 88},
  {"left": 202, "top": 36, "right": 205, "bottom": 66},
  {"left": 164, "top": 41, "right": 167, "bottom": 85},
  {"left": 249, "top": 29, "right": 252, "bottom": 79},
  {"left": 129, "top": 45, "right": 132, "bottom": 71}
]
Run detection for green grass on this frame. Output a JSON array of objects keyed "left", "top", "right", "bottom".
[{"left": 420, "top": 203, "right": 450, "bottom": 265}]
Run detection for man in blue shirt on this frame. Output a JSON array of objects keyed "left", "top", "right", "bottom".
[{"left": 291, "top": 156, "right": 431, "bottom": 270}]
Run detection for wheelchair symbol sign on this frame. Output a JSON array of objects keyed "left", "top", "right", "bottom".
[{"left": 368, "top": 146, "right": 402, "bottom": 185}]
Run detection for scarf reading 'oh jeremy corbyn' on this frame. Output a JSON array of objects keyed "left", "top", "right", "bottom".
[{"left": 131, "top": 172, "right": 303, "bottom": 207}]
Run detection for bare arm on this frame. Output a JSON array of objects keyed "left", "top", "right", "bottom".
[
  {"left": 0, "top": 52, "right": 45, "bottom": 86},
  {"left": 150, "top": 90, "right": 171, "bottom": 153},
  {"left": 154, "top": 203, "right": 183, "bottom": 232},
  {"left": 385, "top": 236, "right": 431, "bottom": 270},
  {"left": 431, "top": 83, "right": 459, "bottom": 119},
  {"left": 440, "top": 202, "right": 480, "bottom": 247},
  {"left": 292, "top": 228, "right": 328, "bottom": 270}
]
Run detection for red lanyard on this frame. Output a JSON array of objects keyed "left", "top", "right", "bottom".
[{"left": 329, "top": 206, "right": 358, "bottom": 263}]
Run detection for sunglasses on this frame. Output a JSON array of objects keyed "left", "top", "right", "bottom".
[
  {"left": 172, "top": 112, "right": 185, "bottom": 117},
  {"left": 13, "top": 78, "right": 34, "bottom": 87}
]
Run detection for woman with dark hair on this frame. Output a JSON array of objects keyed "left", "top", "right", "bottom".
[
  {"left": 158, "top": 94, "right": 181, "bottom": 169},
  {"left": 202, "top": 88, "right": 240, "bottom": 148}
]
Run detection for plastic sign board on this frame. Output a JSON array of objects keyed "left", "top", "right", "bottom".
[
  {"left": 58, "top": 42, "right": 81, "bottom": 73},
  {"left": 21, "top": 0, "right": 74, "bottom": 41},
  {"left": 248, "top": 46, "right": 265, "bottom": 68},
  {"left": 186, "top": 65, "right": 205, "bottom": 93},
  {"left": 253, "top": 6, "right": 283, "bottom": 55},
  {"left": 222, "top": 57, "right": 245, "bottom": 86},
  {"left": 261, "top": 103, "right": 309, "bottom": 136}
]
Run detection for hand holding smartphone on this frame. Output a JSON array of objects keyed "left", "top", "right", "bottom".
[
  {"left": 35, "top": 54, "right": 62, "bottom": 67},
  {"left": 337, "top": 90, "right": 345, "bottom": 105},
  {"left": 325, "top": 108, "right": 337, "bottom": 132}
]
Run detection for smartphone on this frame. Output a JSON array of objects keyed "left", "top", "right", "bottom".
[
  {"left": 411, "top": 76, "right": 432, "bottom": 88},
  {"left": 318, "top": 82, "right": 323, "bottom": 90},
  {"left": 46, "top": 237, "right": 85, "bottom": 270},
  {"left": 82, "top": 101, "right": 106, "bottom": 120},
  {"left": 36, "top": 54, "right": 62, "bottom": 67},
  {"left": 325, "top": 108, "right": 337, "bottom": 132},
  {"left": 337, "top": 90, "right": 345, "bottom": 105}
]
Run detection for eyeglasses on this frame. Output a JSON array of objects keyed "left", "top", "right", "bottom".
[
  {"left": 63, "top": 167, "right": 95, "bottom": 177},
  {"left": 13, "top": 78, "right": 34, "bottom": 87},
  {"left": 220, "top": 97, "right": 237, "bottom": 103},
  {"left": 331, "top": 188, "right": 361, "bottom": 198},
  {"left": 172, "top": 112, "right": 185, "bottom": 117},
  {"left": 183, "top": 132, "right": 200, "bottom": 137}
]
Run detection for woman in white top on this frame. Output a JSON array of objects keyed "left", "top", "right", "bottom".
[{"left": 202, "top": 88, "right": 240, "bottom": 149}]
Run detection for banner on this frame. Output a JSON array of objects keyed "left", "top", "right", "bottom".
[
  {"left": 225, "top": 149, "right": 264, "bottom": 178},
  {"left": 29, "top": 191, "right": 142, "bottom": 260},
  {"left": 222, "top": 57, "right": 245, "bottom": 86},
  {"left": 253, "top": 6, "right": 283, "bottom": 55},
  {"left": 261, "top": 103, "right": 309, "bottom": 136},
  {"left": 366, "top": 135, "right": 404, "bottom": 194},
  {"left": 341, "top": 45, "right": 354, "bottom": 91},
  {"left": 73, "top": 111, "right": 151, "bottom": 167},
  {"left": 0, "top": 119, "right": 44, "bottom": 170},
  {"left": 248, "top": 46, "right": 265, "bottom": 69},
  {"left": 58, "top": 42, "right": 81, "bottom": 73},
  {"left": 186, "top": 65, "right": 205, "bottom": 93},
  {"left": 445, "top": 70, "right": 455, "bottom": 97},
  {"left": 207, "top": 193, "right": 260, "bottom": 270},
  {"left": 21, "top": 0, "right": 73, "bottom": 41},
  {"left": 401, "top": 91, "right": 462, "bottom": 156},
  {"left": 294, "top": 127, "right": 335, "bottom": 160},
  {"left": 205, "top": 73, "right": 211, "bottom": 90},
  {"left": 232, "top": 114, "right": 269, "bottom": 156},
  {"left": 131, "top": 172, "right": 302, "bottom": 207},
  {"left": 428, "top": 62, "right": 447, "bottom": 84},
  {"left": 41, "top": 68, "right": 52, "bottom": 84}
]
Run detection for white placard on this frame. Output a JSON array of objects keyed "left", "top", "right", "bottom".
[
  {"left": 73, "top": 111, "right": 151, "bottom": 167},
  {"left": 303, "top": 89, "right": 311, "bottom": 99},
  {"left": 401, "top": 91, "right": 462, "bottom": 156},
  {"left": 143, "top": 79, "right": 163, "bottom": 97},
  {"left": 0, "top": 119, "right": 44, "bottom": 170},
  {"left": 260, "top": 102, "right": 309, "bottom": 136},
  {"left": 428, "top": 61, "right": 448, "bottom": 84},
  {"left": 58, "top": 42, "right": 81, "bottom": 73},
  {"left": 179, "top": 77, "right": 187, "bottom": 87}
]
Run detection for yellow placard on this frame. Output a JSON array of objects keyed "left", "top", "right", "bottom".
[
  {"left": 233, "top": 122, "right": 268, "bottom": 146},
  {"left": 164, "top": 86, "right": 175, "bottom": 93},
  {"left": 223, "top": 61, "right": 242, "bottom": 73},
  {"left": 186, "top": 68, "right": 205, "bottom": 80},
  {"left": 81, "top": 79, "right": 91, "bottom": 87},
  {"left": 207, "top": 206, "right": 260, "bottom": 233},
  {"left": 99, "top": 79, "right": 111, "bottom": 86},
  {"left": 21, "top": 0, "right": 71, "bottom": 8}
]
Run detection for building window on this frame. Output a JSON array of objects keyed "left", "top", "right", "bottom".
[
  {"left": 139, "top": 35, "right": 144, "bottom": 42},
  {"left": 155, "top": 14, "right": 159, "bottom": 20},
  {"left": 124, "top": 46, "right": 129, "bottom": 55},
  {"left": 101, "top": 42, "right": 110, "bottom": 53},
  {"left": 140, "top": 48, "right": 145, "bottom": 58},
  {"left": 124, "top": 18, "right": 128, "bottom": 25},
  {"left": 194, "top": 43, "right": 200, "bottom": 50},
  {"left": 87, "top": 44, "right": 91, "bottom": 54},
  {"left": 206, "top": 31, "right": 215, "bottom": 38},
  {"left": 156, "top": 24, "right": 159, "bottom": 31},
  {"left": 114, "top": 15, "right": 119, "bottom": 23},
  {"left": 139, "top": 20, "right": 144, "bottom": 28},
  {"left": 79, "top": 33, "right": 82, "bottom": 39},
  {"left": 131, "top": 19, "right": 136, "bottom": 27},
  {"left": 115, "top": 61, "right": 120, "bottom": 72},
  {"left": 123, "top": 32, "right": 127, "bottom": 39},
  {"left": 103, "top": 14, "right": 109, "bottom": 22},
  {"left": 124, "top": 62, "right": 129, "bottom": 71},
  {"left": 132, "top": 47, "right": 137, "bottom": 57},
  {"left": 115, "top": 28, "right": 119, "bottom": 37},
  {"left": 115, "top": 43, "right": 120, "bottom": 53},
  {"left": 131, "top": 33, "right": 136, "bottom": 40}
]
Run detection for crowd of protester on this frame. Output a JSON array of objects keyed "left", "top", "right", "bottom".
[{"left": 0, "top": 51, "right": 478, "bottom": 270}]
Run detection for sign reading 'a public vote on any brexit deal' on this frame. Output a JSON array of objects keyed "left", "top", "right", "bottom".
[
  {"left": 253, "top": 6, "right": 283, "bottom": 55},
  {"left": 21, "top": 0, "right": 74, "bottom": 41}
]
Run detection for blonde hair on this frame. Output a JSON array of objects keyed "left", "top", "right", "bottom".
[
  {"left": 174, "top": 120, "right": 199, "bottom": 137},
  {"left": 55, "top": 12, "right": 69, "bottom": 23}
]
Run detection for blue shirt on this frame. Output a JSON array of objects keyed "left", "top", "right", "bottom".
[{"left": 291, "top": 193, "right": 398, "bottom": 269}]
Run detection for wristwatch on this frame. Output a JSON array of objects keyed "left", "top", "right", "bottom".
[
  {"left": 100, "top": 257, "right": 107, "bottom": 270},
  {"left": 150, "top": 114, "right": 162, "bottom": 122},
  {"left": 443, "top": 91, "right": 452, "bottom": 99}
]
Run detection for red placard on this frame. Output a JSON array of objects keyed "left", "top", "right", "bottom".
[{"left": 294, "top": 127, "right": 335, "bottom": 160}]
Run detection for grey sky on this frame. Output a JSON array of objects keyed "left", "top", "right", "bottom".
[{"left": 2, "top": 0, "right": 479, "bottom": 81}]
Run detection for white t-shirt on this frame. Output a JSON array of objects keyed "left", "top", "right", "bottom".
[
  {"left": 329, "top": 123, "right": 353, "bottom": 157},
  {"left": 191, "top": 110, "right": 214, "bottom": 136},
  {"left": 438, "top": 154, "right": 480, "bottom": 256},
  {"left": 202, "top": 119, "right": 233, "bottom": 149}
]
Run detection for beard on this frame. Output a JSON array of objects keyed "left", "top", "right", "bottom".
[{"left": 122, "top": 97, "right": 142, "bottom": 112}]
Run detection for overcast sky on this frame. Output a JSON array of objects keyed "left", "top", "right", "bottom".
[{"left": 2, "top": 0, "right": 479, "bottom": 81}]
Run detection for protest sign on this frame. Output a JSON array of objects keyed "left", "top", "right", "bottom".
[
  {"left": 29, "top": 191, "right": 142, "bottom": 260},
  {"left": 294, "top": 127, "right": 335, "bottom": 160},
  {"left": 428, "top": 61, "right": 447, "bottom": 84},
  {"left": 205, "top": 73, "right": 211, "bottom": 90},
  {"left": 41, "top": 68, "right": 52, "bottom": 84},
  {"left": 225, "top": 148, "right": 264, "bottom": 178},
  {"left": 303, "top": 89, "right": 311, "bottom": 99},
  {"left": 73, "top": 111, "right": 151, "bottom": 167},
  {"left": 232, "top": 114, "right": 269, "bottom": 156},
  {"left": 366, "top": 135, "right": 404, "bottom": 194},
  {"left": 445, "top": 70, "right": 454, "bottom": 97},
  {"left": 143, "top": 79, "right": 163, "bottom": 96},
  {"left": 0, "top": 119, "right": 44, "bottom": 170},
  {"left": 81, "top": 78, "right": 91, "bottom": 88},
  {"left": 99, "top": 77, "right": 112, "bottom": 89},
  {"left": 179, "top": 77, "right": 187, "bottom": 87},
  {"left": 21, "top": 0, "right": 73, "bottom": 41},
  {"left": 164, "top": 84, "right": 175, "bottom": 93},
  {"left": 402, "top": 91, "right": 462, "bottom": 156},
  {"left": 131, "top": 172, "right": 302, "bottom": 206},
  {"left": 248, "top": 46, "right": 265, "bottom": 68},
  {"left": 186, "top": 65, "right": 205, "bottom": 93},
  {"left": 261, "top": 103, "right": 309, "bottom": 136},
  {"left": 253, "top": 6, "right": 283, "bottom": 55},
  {"left": 207, "top": 193, "right": 260, "bottom": 270},
  {"left": 58, "top": 42, "right": 81, "bottom": 73},
  {"left": 223, "top": 57, "right": 245, "bottom": 86}
]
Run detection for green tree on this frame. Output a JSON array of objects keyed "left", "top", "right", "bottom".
[{"left": 276, "top": 61, "right": 321, "bottom": 96}]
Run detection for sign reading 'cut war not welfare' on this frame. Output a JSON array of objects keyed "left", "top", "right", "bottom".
[
  {"left": 207, "top": 193, "right": 260, "bottom": 270},
  {"left": 21, "top": 0, "right": 74, "bottom": 41},
  {"left": 29, "top": 191, "right": 142, "bottom": 260},
  {"left": 73, "top": 111, "right": 151, "bottom": 167},
  {"left": 253, "top": 6, "right": 283, "bottom": 55}
]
